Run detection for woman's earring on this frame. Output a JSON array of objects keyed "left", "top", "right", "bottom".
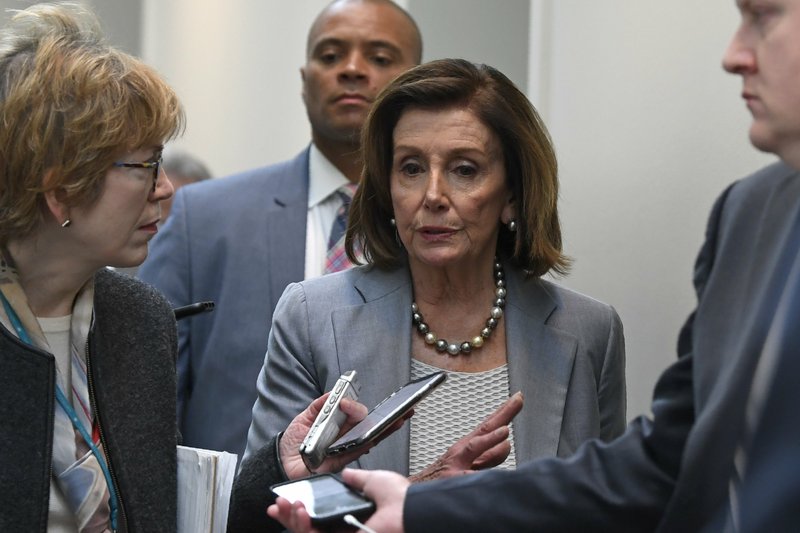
[
  {"left": 61, "top": 219, "right": 71, "bottom": 228},
  {"left": 507, "top": 219, "right": 517, "bottom": 232},
  {"left": 390, "top": 218, "right": 403, "bottom": 247}
]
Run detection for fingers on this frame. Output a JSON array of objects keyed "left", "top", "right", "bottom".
[
  {"left": 268, "top": 497, "right": 321, "bottom": 533},
  {"left": 475, "top": 391, "right": 524, "bottom": 435},
  {"left": 342, "top": 467, "right": 370, "bottom": 492},
  {"left": 343, "top": 468, "right": 411, "bottom": 503},
  {"left": 306, "top": 393, "right": 330, "bottom": 420},
  {"left": 338, "top": 397, "right": 369, "bottom": 422},
  {"left": 471, "top": 439, "right": 512, "bottom": 470},
  {"left": 457, "top": 426, "right": 510, "bottom": 463}
]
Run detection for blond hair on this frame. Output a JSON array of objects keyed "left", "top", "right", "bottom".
[{"left": 0, "top": 2, "right": 185, "bottom": 242}]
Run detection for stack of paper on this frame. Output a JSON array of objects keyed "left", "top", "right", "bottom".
[{"left": 177, "top": 445, "right": 237, "bottom": 533}]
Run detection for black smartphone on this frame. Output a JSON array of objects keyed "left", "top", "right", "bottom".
[
  {"left": 327, "top": 371, "right": 446, "bottom": 455},
  {"left": 270, "top": 474, "right": 374, "bottom": 525}
]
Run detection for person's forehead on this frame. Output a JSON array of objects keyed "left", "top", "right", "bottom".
[{"left": 308, "top": 2, "right": 415, "bottom": 51}]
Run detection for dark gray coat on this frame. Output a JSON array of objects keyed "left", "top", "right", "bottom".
[{"left": 0, "top": 268, "right": 178, "bottom": 532}]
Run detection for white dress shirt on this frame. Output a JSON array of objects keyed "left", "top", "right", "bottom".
[{"left": 304, "top": 144, "right": 353, "bottom": 279}]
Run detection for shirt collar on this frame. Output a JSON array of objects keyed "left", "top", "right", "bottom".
[{"left": 308, "top": 143, "right": 352, "bottom": 208}]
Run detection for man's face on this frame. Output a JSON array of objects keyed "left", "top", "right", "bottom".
[
  {"left": 723, "top": 0, "right": 800, "bottom": 166},
  {"left": 301, "top": 1, "right": 419, "bottom": 146}
]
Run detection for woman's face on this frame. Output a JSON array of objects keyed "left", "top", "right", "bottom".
[
  {"left": 390, "top": 106, "right": 513, "bottom": 271},
  {"left": 68, "top": 145, "right": 173, "bottom": 269}
]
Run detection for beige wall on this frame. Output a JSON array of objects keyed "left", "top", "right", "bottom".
[{"left": 535, "top": 0, "right": 773, "bottom": 414}]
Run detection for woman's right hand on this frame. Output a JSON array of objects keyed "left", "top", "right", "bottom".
[{"left": 409, "top": 391, "right": 524, "bottom": 483}]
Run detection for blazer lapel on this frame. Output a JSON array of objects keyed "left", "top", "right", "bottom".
[
  {"left": 265, "top": 148, "right": 310, "bottom": 301},
  {"left": 331, "top": 266, "right": 414, "bottom": 474},
  {"left": 505, "top": 269, "right": 578, "bottom": 462}
]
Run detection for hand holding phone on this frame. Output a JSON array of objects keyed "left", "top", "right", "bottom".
[
  {"left": 270, "top": 474, "right": 374, "bottom": 526},
  {"left": 327, "top": 371, "right": 446, "bottom": 455},
  {"left": 300, "top": 370, "right": 359, "bottom": 470}
]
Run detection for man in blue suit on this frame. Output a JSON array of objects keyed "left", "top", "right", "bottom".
[
  {"left": 321, "top": 1, "right": 800, "bottom": 531},
  {"left": 139, "top": 0, "right": 422, "bottom": 458}
]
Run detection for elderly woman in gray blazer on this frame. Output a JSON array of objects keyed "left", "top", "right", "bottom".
[{"left": 235, "top": 58, "right": 626, "bottom": 530}]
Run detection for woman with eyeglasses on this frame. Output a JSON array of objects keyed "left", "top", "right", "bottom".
[{"left": 0, "top": 3, "right": 184, "bottom": 531}]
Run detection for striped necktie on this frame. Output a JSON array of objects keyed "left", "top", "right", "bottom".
[{"left": 324, "top": 183, "right": 357, "bottom": 274}]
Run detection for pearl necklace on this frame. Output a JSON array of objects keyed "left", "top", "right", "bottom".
[{"left": 411, "top": 260, "right": 506, "bottom": 356}]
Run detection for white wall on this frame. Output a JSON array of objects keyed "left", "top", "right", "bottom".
[
  {"left": 141, "top": 0, "right": 332, "bottom": 178},
  {"left": 535, "top": 0, "right": 774, "bottom": 414},
  {"left": 0, "top": 0, "right": 142, "bottom": 55}
]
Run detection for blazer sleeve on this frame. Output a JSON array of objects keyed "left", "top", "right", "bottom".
[
  {"left": 138, "top": 187, "right": 194, "bottom": 427},
  {"left": 233, "top": 283, "right": 326, "bottom": 529},
  {"left": 240, "top": 282, "right": 323, "bottom": 464}
]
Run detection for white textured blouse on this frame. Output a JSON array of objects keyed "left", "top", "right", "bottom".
[{"left": 408, "top": 359, "right": 517, "bottom": 476}]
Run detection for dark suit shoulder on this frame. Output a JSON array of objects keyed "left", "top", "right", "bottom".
[{"left": 724, "top": 161, "right": 800, "bottom": 210}]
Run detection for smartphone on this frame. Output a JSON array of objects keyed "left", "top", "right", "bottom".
[
  {"left": 327, "top": 370, "right": 446, "bottom": 455},
  {"left": 300, "top": 370, "right": 359, "bottom": 469},
  {"left": 270, "top": 474, "right": 374, "bottom": 525}
]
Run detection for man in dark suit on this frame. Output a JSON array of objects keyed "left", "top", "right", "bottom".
[
  {"left": 138, "top": 0, "right": 421, "bottom": 458},
  {"left": 310, "top": 1, "right": 800, "bottom": 531}
]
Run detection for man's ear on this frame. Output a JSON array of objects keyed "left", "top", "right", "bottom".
[
  {"left": 300, "top": 66, "right": 308, "bottom": 101},
  {"left": 41, "top": 169, "right": 70, "bottom": 226}
]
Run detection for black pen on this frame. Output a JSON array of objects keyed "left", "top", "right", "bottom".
[{"left": 173, "top": 301, "right": 215, "bottom": 320}]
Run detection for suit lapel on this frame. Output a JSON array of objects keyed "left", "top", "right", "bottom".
[
  {"left": 265, "top": 148, "right": 310, "bottom": 301},
  {"left": 505, "top": 269, "right": 578, "bottom": 461},
  {"left": 331, "top": 266, "right": 413, "bottom": 473}
]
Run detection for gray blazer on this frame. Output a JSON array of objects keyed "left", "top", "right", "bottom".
[
  {"left": 242, "top": 261, "right": 626, "bottom": 473},
  {"left": 138, "top": 148, "right": 310, "bottom": 458}
]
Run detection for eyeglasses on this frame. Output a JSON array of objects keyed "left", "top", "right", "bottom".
[{"left": 112, "top": 155, "right": 163, "bottom": 192}]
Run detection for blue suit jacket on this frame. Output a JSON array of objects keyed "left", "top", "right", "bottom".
[
  {"left": 403, "top": 161, "right": 800, "bottom": 532},
  {"left": 139, "top": 148, "right": 310, "bottom": 458},
  {"left": 241, "top": 262, "right": 627, "bottom": 472}
]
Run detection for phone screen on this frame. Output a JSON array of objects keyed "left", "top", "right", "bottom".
[
  {"left": 327, "top": 371, "right": 446, "bottom": 454},
  {"left": 271, "top": 474, "right": 373, "bottom": 524}
]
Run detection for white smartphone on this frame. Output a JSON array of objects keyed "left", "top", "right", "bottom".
[
  {"left": 327, "top": 371, "right": 446, "bottom": 455},
  {"left": 300, "top": 370, "right": 359, "bottom": 469}
]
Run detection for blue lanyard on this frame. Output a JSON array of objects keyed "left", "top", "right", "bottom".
[{"left": 0, "top": 292, "right": 119, "bottom": 531}]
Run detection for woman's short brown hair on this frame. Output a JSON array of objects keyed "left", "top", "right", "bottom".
[
  {"left": 0, "top": 2, "right": 185, "bottom": 243},
  {"left": 347, "top": 58, "right": 568, "bottom": 277}
]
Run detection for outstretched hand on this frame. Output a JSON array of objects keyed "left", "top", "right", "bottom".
[{"left": 409, "top": 391, "right": 524, "bottom": 483}]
